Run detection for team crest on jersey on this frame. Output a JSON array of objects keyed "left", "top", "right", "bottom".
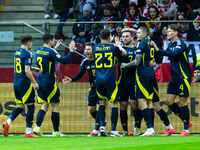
[
  {"left": 175, "top": 46, "right": 181, "bottom": 49},
  {"left": 56, "top": 54, "right": 61, "bottom": 58},
  {"left": 87, "top": 66, "right": 90, "bottom": 69},
  {"left": 28, "top": 58, "right": 31, "bottom": 63},
  {"left": 128, "top": 52, "right": 133, "bottom": 54},
  {"left": 91, "top": 66, "right": 95, "bottom": 68}
]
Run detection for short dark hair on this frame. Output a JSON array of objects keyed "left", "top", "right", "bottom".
[
  {"left": 168, "top": 24, "right": 180, "bottom": 36},
  {"left": 122, "top": 30, "right": 134, "bottom": 37},
  {"left": 42, "top": 34, "right": 54, "bottom": 44},
  {"left": 20, "top": 34, "right": 34, "bottom": 45},
  {"left": 85, "top": 42, "right": 95, "bottom": 48},
  {"left": 138, "top": 26, "right": 149, "bottom": 35},
  {"left": 100, "top": 29, "right": 110, "bottom": 40}
]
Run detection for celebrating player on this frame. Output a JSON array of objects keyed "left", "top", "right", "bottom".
[
  {"left": 93, "top": 29, "right": 127, "bottom": 137},
  {"left": 33, "top": 34, "right": 75, "bottom": 137},
  {"left": 2, "top": 34, "right": 41, "bottom": 138},
  {"left": 152, "top": 24, "right": 193, "bottom": 136},
  {"left": 62, "top": 42, "right": 101, "bottom": 136},
  {"left": 117, "top": 30, "right": 142, "bottom": 136},
  {"left": 121, "top": 26, "right": 155, "bottom": 136}
]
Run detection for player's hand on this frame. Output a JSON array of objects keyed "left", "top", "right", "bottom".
[
  {"left": 151, "top": 41, "right": 159, "bottom": 52},
  {"left": 54, "top": 39, "right": 63, "bottom": 50},
  {"left": 69, "top": 40, "right": 76, "bottom": 52},
  {"left": 110, "top": 35, "right": 115, "bottom": 43},
  {"left": 121, "top": 63, "right": 127, "bottom": 69},
  {"left": 62, "top": 76, "right": 72, "bottom": 84},
  {"left": 33, "top": 83, "right": 39, "bottom": 90},
  {"left": 32, "top": 67, "right": 42, "bottom": 74},
  {"left": 121, "top": 28, "right": 137, "bottom": 33},
  {"left": 114, "top": 36, "right": 121, "bottom": 47}
]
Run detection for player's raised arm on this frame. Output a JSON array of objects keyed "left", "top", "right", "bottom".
[
  {"left": 54, "top": 39, "right": 63, "bottom": 50},
  {"left": 114, "top": 36, "right": 127, "bottom": 56}
]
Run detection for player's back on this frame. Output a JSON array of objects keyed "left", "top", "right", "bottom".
[
  {"left": 13, "top": 48, "right": 32, "bottom": 86},
  {"left": 93, "top": 43, "right": 122, "bottom": 83},
  {"left": 136, "top": 37, "right": 154, "bottom": 77},
  {"left": 36, "top": 46, "right": 57, "bottom": 86}
]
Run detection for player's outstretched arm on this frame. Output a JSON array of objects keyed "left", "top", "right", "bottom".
[
  {"left": 62, "top": 76, "right": 72, "bottom": 84},
  {"left": 25, "top": 65, "right": 39, "bottom": 89},
  {"left": 121, "top": 54, "right": 142, "bottom": 68},
  {"left": 54, "top": 39, "right": 63, "bottom": 50}
]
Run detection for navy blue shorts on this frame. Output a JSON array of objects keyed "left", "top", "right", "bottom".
[
  {"left": 96, "top": 82, "right": 119, "bottom": 102},
  {"left": 88, "top": 88, "right": 99, "bottom": 106},
  {"left": 14, "top": 83, "right": 35, "bottom": 104},
  {"left": 118, "top": 83, "right": 136, "bottom": 102},
  {"left": 37, "top": 85, "right": 60, "bottom": 103},
  {"left": 152, "top": 76, "right": 159, "bottom": 102},
  {"left": 167, "top": 78, "right": 191, "bottom": 97},
  {"left": 135, "top": 75, "right": 154, "bottom": 100}
]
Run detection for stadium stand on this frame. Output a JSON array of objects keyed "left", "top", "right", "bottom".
[{"left": 0, "top": 0, "right": 76, "bottom": 67}]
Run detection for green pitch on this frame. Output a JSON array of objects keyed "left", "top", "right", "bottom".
[{"left": 0, "top": 134, "right": 200, "bottom": 150}]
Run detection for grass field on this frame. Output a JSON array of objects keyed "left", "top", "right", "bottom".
[{"left": 1, "top": 134, "right": 200, "bottom": 150}]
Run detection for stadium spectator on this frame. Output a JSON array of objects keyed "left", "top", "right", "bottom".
[
  {"left": 152, "top": 24, "right": 193, "bottom": 136},
  {"left": 62, "top": 42, "right": 101, "bottom": 137},
  {"left": 53, "top": 0, "right": 73, "bottom": 40},
  {"left": 33, "top": 34, "right": 75, "bottom": 137},
  {"left": 111, "top": 0, "right": 126, "bottom": 20},
  {"left": 2, "top": 34, "right": 41, "bottom": 138},
  {"left": 142, "top": 0, "right": 156, "bottom": 18},
  {"left": 72, "top": 3, "right": 94, "bottom": 43},
  {"left": 117, "top": 30, "right": 138, "bottom": 136},
  {"left": 173, "top": 0, "right": 196, "bottom": 20},
  {"left": 93, "top": 29, "right": 127, "bottom": 137},
  {"left": 123, "top": 3, "right": 145, "bottom": 30},
  {"left": 145, "top": 5, "right": 166, "bottom": 42},
  {"left": 193, "top": 4, "right": 200, "bottom": 33},
  {"left": 86, "top": 0, "right": 103, "bottom": 18},
  {"left": 90, "top": 4, "right": 119, "bottom": 44},
  {"left": 121, "top": 26, "right": 155, "bottom": 136},
  {"left": 178, "top": 19, "right": 200, "bottom": 42},
  {"left": 44, "top": 0, "right": 59, "bottom": 19},
  {"left": 193, "top": 66, "right": 200, "bottom": 82},
  {"left": 157, "top": 0, "right": 178, "bottom": 20},
  {"left": 114, "top": 23, "right": 124, "bottom": 40}
]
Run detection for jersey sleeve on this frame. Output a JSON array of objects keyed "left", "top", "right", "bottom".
[
  {"left": 24, "top": 51, "right": 32, "bottom": 66},
  {"left": 135, "top": 41, "right": 144, "bottom": 55},
  {"left": 71, "top": 60, "right": 86, "bottom": 82},
  {"left": 115, "top": 46, "right": 122, "bottom": 57},
  {"left": 50, "top": 48, "right": 73, "bottom": 64}
]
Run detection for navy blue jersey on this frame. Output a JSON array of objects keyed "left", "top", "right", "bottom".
[
  {"left": 118, "top": 46, "right": 136, "bottom": 84},
  {"left": 13, "top": 47, "right": 32, "bottom": 86},
  {"left": 71, "top": 58, "right": 96, "bottom": 88},
  {"left": 36, "top": 46, "right": 73, "bottom": 86},
  {"left": 136, "top": 37, "right": 155, "bottom": 77},
  {"left": 93, "top": 43, "right": 122, "bottom": 83},
  {"left": 158, "top": 38, "right": 192, "bottom": 79}
]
